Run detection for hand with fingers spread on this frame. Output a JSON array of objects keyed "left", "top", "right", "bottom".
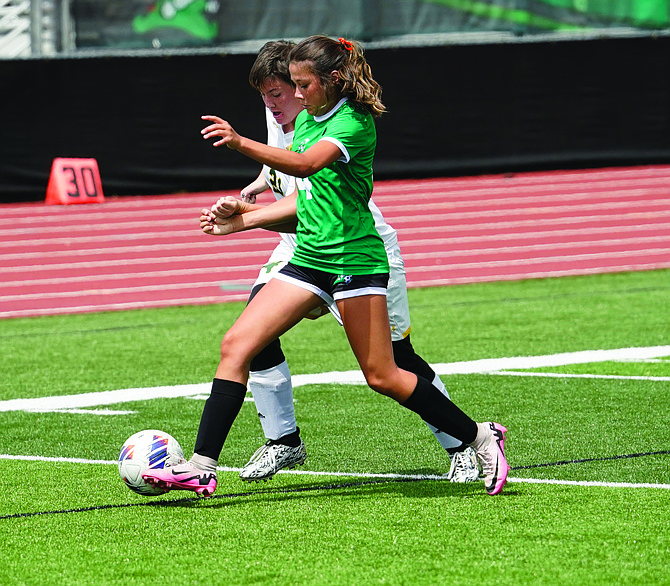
[{"left": 201, "top": 115, "right": 242, "bottom": 149}]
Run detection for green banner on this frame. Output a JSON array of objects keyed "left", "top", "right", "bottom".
[{"left": 71, "top": 0, "right": 670, "bottom": 50}]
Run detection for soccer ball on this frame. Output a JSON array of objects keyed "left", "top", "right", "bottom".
[{"left": 118, "top": 429, "right": 185, "bottom": 496}]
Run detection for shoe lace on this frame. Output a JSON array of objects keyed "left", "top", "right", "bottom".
[{"left": 447, "top": 451, "right": 465, "bottom": 480}]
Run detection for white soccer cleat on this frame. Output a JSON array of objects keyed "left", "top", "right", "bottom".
[
  {"left": 446, "top": 446, "right": 481, "bottom": 483},
  {"left": 239, "top": 440, "right": 307, "bottom": 482}
]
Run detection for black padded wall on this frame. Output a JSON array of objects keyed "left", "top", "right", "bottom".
[{"left": 2, "top": 34, "right": 669, "bottom": 202}]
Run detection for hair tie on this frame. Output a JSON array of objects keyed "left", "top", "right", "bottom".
[{"left": 338, "top": 37, "right": 354, "bottom": 51}]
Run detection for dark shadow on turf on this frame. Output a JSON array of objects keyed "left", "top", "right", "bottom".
[
  {"left": 510, "top": 450, "right": 670, "bottom": 471},
  {"left": 0, "top": 477, "right": 473, "bottom": 520}
]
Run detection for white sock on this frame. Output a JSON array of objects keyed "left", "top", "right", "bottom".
[
  {"left": 470, "top": 422, "right": 491, "bottom": 450},
  {"left": 425, "top": 374, "right": 464, "bottom": 451},
  {"left": 248, "top": 360, "right": 297, "bottom": 441}
]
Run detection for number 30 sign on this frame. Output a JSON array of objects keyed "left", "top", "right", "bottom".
[{"left": 46, "top": 158, "right": 105, "bottom": 205}]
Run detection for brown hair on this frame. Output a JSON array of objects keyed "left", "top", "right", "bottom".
[
  {"left": 289, "top": 35, "right": 386, "bottom": 118},
  {"left": 249, "top": 40, "right": 296, "bottom": 92}
]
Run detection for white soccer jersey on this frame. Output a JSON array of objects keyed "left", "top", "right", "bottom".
[{"left": 263, "top": 108, "right": 297, "bottom": 251}]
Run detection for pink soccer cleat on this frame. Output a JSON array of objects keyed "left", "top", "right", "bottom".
[
  {"left": 142, "top": 461, "right": 217, "bottom": 497},
  {"left": 472, "top": 422, "right": 509, "bottom": 495}
]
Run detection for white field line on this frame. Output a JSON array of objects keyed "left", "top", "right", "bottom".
[
  {"left": 2, "top": 346, "right": 669, "bottom": 491},
  {"left": 1, "top": 346, "right": 669, "bottom": 413},
  {"left": 429, "top": 346, "right": 670, "bottom": 374},
  {"left": 0, "top": 454, "right": 668, "bottom": 490}
]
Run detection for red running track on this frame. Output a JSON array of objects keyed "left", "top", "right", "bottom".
[{"left": 2, "top": 165, "right": 670, "bottom": 319}]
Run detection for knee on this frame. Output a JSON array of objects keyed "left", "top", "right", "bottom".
[
  {"left": 363, "top": 363, "right": 416, "bottom": 403},
  {"left": 220, "top": 330, "right": 251, "bottom": 366},
  {"left": 363, "top": 368, "right": 395, "bottom": 397}
]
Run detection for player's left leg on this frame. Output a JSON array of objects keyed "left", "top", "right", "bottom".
[
  {"left": 338, "top": 286, "right": 508, "bottom": 495},
  {"left": 241, "top": 314, "right": 307, "bottom": 481}
]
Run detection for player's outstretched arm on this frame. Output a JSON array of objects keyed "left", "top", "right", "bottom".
[{"left": 201, "top": 115, "right": 341, "bottom": 178}]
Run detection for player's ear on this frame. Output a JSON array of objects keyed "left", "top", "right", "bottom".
[{"left": 330, "top": 70, "right": 341, "bottom": 85}]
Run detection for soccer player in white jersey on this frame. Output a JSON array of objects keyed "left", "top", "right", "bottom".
[{"left": 228, "top": 40, "right": 480, "bottom": 484}]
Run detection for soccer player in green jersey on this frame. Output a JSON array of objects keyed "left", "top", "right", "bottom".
[
  {"left": 226, "top": 40, "right": 480, "bottom": 484},
  {"left": 143, "top": 36, "right": 509, "bottom": 497}
]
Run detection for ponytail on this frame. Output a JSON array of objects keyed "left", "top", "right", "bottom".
[{"left": 289, "top": 35, "right": 386, "bottom": 118}]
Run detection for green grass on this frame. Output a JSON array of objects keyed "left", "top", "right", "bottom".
[{"left": 1, "top": 269, "right": 669, "bottom": 585}]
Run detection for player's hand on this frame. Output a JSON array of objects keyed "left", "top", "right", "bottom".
[
  {"left": 210, "top": 196, "right": 240, "bottom": 219},
  {"left": 201, "top": 115, "right": 241, "bottom": 149},
  {"left": 200, "top": 208, "right": 237, "bottom": 236},
  {"left": 240, "top": 175, "right": 269, "bottom": 204}
]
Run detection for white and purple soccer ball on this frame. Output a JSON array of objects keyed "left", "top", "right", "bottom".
[{"left": 118, "top": 429, "right": 185, "bottom": 496}]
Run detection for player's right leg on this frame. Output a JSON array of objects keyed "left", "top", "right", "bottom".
[
  {"left": 241, "top": 253, "right": 308, "bottom": 481},
  {"left": 338, "top": 293, "right": 508, "bottom": 496},
  {"left": 242, "top": 334, "right": 307, "bottom": 482}
]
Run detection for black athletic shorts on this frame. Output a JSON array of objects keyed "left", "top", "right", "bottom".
[{"left": 275, "top": 262, "right": 388, "bottom": 303}]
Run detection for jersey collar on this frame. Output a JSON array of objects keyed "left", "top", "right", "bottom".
[{"left": 314, "top": 97, "right": 348, "bottom": 122}]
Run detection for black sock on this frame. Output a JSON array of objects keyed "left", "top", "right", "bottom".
[
  {"left": 446, "top": 443, "right": 469, "bottom": 455},
  {"left": 402, "top": 376, "right": 478, "bottom": 444},
  {"left": 193, "top": 378, "right": 247, "bottom": 460},
  {"left": 270, "top": 427, "right": 301, "bottom": 448}
]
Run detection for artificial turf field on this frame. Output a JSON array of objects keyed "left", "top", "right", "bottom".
[{"left": 1, "top": 269, "right": 669, "bottom": 585}]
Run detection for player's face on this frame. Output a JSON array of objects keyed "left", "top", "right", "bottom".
[
  {"left": 259, "top": 78, "right": 303, "bottom": 131},
  {"left": 290, "top": 61, "right": 336, "bottom": 117}
]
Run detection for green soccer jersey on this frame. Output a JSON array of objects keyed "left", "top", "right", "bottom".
[{"left": 290, "top": 99, "right": 389, "bottom": 275}]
